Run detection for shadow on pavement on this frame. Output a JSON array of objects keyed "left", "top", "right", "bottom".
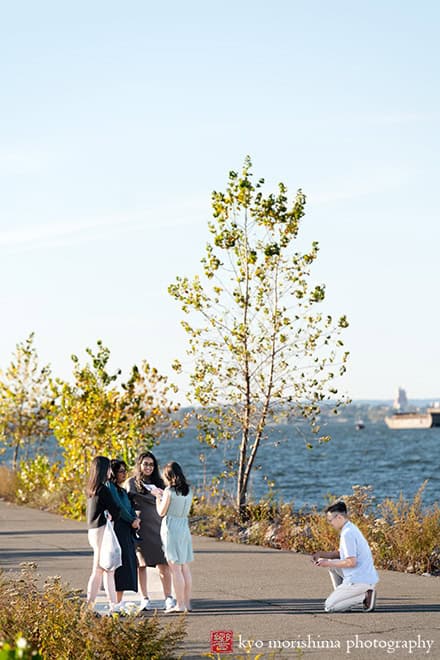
[
  {"left": 0, "top": 530, "right": 85, "bottom": 536},
  {"left": 174, "top": 598, "right": 440, "bottom": 615},
  {"left": 0, "top": 550, "right": 91, "bottom": 563},
  {"left": 195, "top": 548, "right": 281, "bottom": 555}
]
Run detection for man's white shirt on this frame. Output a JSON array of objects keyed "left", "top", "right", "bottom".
[{"left": 338, "top": 520, "right": 379, "bottom": 585}]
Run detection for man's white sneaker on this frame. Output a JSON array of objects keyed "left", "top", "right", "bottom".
[
  {"left": 164, "top": 596, "right": 176, "bottom": 611},
  {"left": 363, "top": 589, "right": 377, "bottom": 612},
  {"left": 139, "top": 597, "right": 152, "bottom": 611}
]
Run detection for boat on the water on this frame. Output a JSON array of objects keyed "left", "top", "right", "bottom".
[
  {"left": 385, "top": 411, "right": 433, "bottom": 429},
  {"left": 384, "top": 388, "right": 440, "bottom": 429}
]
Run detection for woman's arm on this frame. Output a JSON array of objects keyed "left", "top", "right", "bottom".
[
  {"left": 108, "top": 482, "right": 136, "bottom": 523},
  {"left": 101, "top": 484, "right": 121, "bottom": 522},
  {"left": 153, "top": 487, "right": 171, "bottom": 517}
]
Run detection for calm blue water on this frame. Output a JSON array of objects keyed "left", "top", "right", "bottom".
[
  {"left": 2, "top": 411, "right": 438, "bottom": 511},
  {"left": 153, "top": 418, "right": 440, "bottom": 510}
]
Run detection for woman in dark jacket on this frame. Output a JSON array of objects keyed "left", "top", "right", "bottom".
[
  {"left": 109, "top": 459, "right": 140, "bottom": 604},
  {"left": 86, "top": 455, "right": 121, "bottom": 613}
]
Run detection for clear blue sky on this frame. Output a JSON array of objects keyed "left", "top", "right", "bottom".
[{"left": 1, "top": 1, "right": 439, "bottom": 403}]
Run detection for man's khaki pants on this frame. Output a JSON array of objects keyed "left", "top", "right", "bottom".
[{"left": 325, "top": 567, "right": 374, "bottom": 612}]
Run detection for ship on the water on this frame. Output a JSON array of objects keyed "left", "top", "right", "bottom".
[{"left": 384, "top": 388, "right": 440, "bottom": 429}]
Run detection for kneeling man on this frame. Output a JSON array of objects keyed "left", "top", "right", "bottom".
[{"left": 312, "top": 501, "right": 378, "bottom": 612}]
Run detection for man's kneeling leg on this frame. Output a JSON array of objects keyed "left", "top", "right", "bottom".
[{"left": 325, "top": 583, "right": 370, "bottom": 612}]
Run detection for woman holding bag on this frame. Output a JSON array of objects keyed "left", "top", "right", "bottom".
[{"left": 86, "top": 455, "right": 122, "bottom": 614}]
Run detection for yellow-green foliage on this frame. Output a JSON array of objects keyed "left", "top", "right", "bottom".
[
  {"left": 0, "top": 564, "right": 186, "bottom": 660},
  {"left": 0, "top": 635, "right": 42, "bottom": 659},
  {"left": 15, "top": 456, "right": 62, "bottom": 510},
  {"left": 169, "top": 158, "right": 350, "bottom": 513},
  {"left": 0, "top": 333, "right": 52, "bottom": 472},
  {"left": 48, "top": 342, "right": 182, "bottom": 519}
]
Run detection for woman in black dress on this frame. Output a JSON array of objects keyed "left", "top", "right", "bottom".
[
  {"left": 125, "top": 451, "right": 175, "bottom": 611},
  {"left": 109, "top": 459, "right": 140, "bottom": 605}
]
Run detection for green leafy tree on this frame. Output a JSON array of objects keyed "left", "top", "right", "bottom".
[
  {"left": 169, "top": 158, "right": 349, "bottom": 513},
  {"left": 49, "top": 340, "right": 182, "bottom": 518},
  {"left": 0, "top": 333, "right": 52, "bottom": 470},
  {"left": 119, "top": 361, "right": 184, "bottom": 460}
]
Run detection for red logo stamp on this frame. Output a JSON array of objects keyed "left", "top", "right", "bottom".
[{"left": 210, "top": 630, "right": 234, "bottom": 653}]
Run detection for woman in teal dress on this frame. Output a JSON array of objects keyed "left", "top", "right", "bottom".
[
  {"left": 152, "top": 461, "right": 193, "bottom": 612},
  {"left": 109, "top": 459, "right": 140, "bottom": 605}
]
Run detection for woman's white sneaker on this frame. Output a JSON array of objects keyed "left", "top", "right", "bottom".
[
  {"left": 164, "top": 596, "right": 176, "bottom": 611},
  {"left": 139, "top": 597, "right": 152, "bottom": 611}
]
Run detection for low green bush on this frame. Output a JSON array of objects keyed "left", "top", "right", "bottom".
[
  {"left": 14, "top": 456, "right": 64, "bottom": 511},
  {"left": 7, "top": 458, "right": 86, "bottom": 519},
  {"left": 0, "top": 635, "right": 42, "bottom": 659},
  {"left": 0, "top": 564, "right": 186, "bottom": 660}
]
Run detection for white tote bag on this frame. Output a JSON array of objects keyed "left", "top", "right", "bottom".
[{"left": 99, "top": 513, "right": 122, "bottom": 571}]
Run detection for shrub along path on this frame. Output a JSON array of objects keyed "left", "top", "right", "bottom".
[{"left": 0, "top": 499, "right": 439, "bottom": 659}]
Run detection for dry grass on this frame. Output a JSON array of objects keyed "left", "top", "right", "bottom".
[
  {"left": 190, "top": 484, "right": 440, "bottom": 575},
  {"left": 0, "top": 465, "right": 18, "bottom": 500}
]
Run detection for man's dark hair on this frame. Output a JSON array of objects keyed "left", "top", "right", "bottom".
[{"left": 325, "top": 501, "right": 347, "bottom": 515}]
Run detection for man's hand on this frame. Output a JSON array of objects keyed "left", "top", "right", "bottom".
[{"left": 314, "top": 558, "right": 330, "bottom": 567}]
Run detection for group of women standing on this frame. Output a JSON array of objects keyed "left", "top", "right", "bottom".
[{"left": 86, "top": 451, "right": 193, "bottom": 615}]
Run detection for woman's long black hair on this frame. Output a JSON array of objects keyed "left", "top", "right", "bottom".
[
  {"left": 134, "top": 451, "right": 164, "bottom": 492},
  {"left": 86, "top": 455, "right": 110, "bottom": 497},
  {"left": 162, "top": 461, "right": 190, "bottom": 496}
]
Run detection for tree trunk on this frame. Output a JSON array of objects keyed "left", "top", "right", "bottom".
[{"left": 12, "top": 443, "right": 19, "bottom": 471}]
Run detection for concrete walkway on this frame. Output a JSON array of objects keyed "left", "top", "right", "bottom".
[{"left": 0, "top": 500, "right": 439, "bottom": 659}]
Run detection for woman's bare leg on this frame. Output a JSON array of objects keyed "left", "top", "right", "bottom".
[
  {"left": 182, "top": 563, "right": 192, "bottom": 610},
  {"left": 138, "top": 565, "right": 148, "bottom": 598},
  {"left": 168, "top": 563, "right": 185, "bottom": 610},
  {"left": 102, "top": 569, "right": 117, "bottom": 608},
  {"left": 87, "top": 561, "right": 104, "bottom": 606},
  {"left": 157, "top": 563, "right": 172, "bottom": 598}
]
